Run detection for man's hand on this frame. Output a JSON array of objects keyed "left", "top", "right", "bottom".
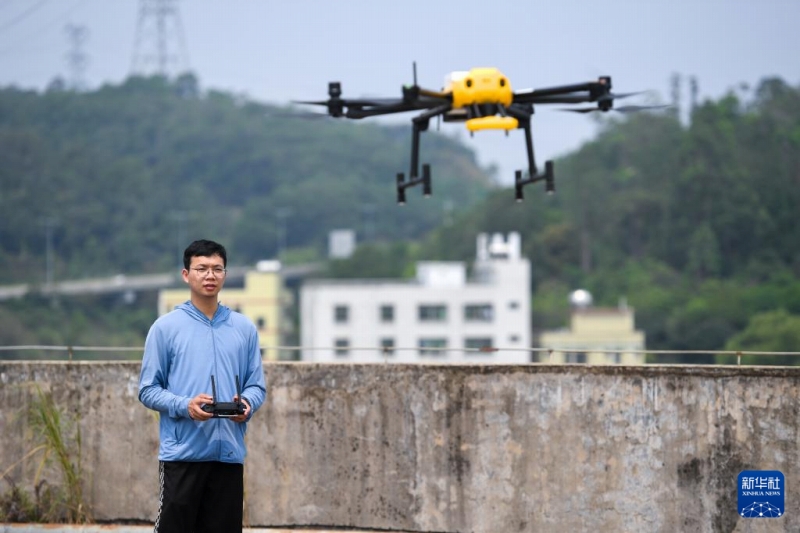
[
  {"left": 188, "top": 393, "right": 214, "bottom": 421},
  {"left": 231, "top": 396, "right": 251, "bottom": 423}
]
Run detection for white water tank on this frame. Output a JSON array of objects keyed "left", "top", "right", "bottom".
[{"left": 569, "top": 289, "right": 593, "bottom": 309}]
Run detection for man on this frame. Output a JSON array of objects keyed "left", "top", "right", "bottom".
[{"left": 139, "top": 239, "right": 267, "bottom": 533}]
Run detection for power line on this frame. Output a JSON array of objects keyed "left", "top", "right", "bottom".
[
  {"left": 0, "top": 0, "right": 90, "bottom": 57},
  {"left": 0, "top": 0, "right": 49, "bottom": 32}
]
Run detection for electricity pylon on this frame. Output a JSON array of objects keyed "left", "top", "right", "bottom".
[{"left": 131, "top": 0, "right": 190, "bottom": 77}]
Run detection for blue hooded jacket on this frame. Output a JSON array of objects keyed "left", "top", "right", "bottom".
[{"left": 138, "top": 301, "right": 267, "bottom": 464}]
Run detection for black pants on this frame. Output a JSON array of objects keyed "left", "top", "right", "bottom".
[{"left": 154, "top": 461, "right": 244, "bottom": 533}]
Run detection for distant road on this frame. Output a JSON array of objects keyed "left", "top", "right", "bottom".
[{"left": 0, "top": 263, "right": 322, "bottom": 301}]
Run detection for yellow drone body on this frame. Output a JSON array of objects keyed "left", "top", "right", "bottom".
[{"left": 445, "top": 67, "right": 514, "bottom": 108}]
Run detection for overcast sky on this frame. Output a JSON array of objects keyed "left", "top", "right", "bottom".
[{"left": 1, "top": 0, "right": 798, "bottom": 185}]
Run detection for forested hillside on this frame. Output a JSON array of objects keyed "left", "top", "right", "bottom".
[
  {"left": 0, "top": 74, "right": 494, "bottom": 282},
  {"left": 2, "top": 75, "right": 799, "bottom": 360}
]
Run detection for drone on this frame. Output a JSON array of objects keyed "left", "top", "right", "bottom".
[{"left": 298, "top": 65, "right": 660, "bottom": 204}]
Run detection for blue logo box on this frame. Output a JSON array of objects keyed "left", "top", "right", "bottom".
[{"left": 738, "top": 470, "right": 784, "bottom": 518}]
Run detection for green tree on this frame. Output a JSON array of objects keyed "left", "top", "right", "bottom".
[
  {"left": 686, "top": 223, "right": 721, "bottom": 280},
  {"left": 723, "top": 309, "right": 800, "bottom": 365}
]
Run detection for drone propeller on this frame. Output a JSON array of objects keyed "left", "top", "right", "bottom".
[
  {"left": 259, "top": 106, "right": 332, "bottom": 121},
  {"left": 278, "top": 110, "right": 331, "bottom": 120},
  {"left": 614, "top": 104, "right": 673, "bottom": 113},
  {"left": 597, "top": 91, "right": 642, "bottom": 102},
  {"left": 293, "top": 99, "right": 331, "bottom": 106},
  {"left": 559, "top": 107, "right": 602, "bottom": 114},
  {"left": 294, "top": 96, "right": 404, "bottom": 107},
  {"left": 559, "top": 104, "right": 672, "bottom": 114}
]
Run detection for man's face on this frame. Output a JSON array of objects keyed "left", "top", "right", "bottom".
[{"left": 182, "top": 254, "right": 226, "bottom": 298}]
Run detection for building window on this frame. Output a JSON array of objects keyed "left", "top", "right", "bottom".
[
  {"left": 418, "top": 304, "right": 447, "bottom": 322},
  {"left": 565, "top": 352, "right": 586, "bottom": 363},
  {"left": 418, "top": 338, "right": 447, "bottom": 356},
  {"left": 508, "top": 334, "right": 519, "bottom": 343},
  {"left": 508, "top": 301, "right": 519, "bottom": 310},
  {"left": 256, "top": 317, "right": 266, "bottom": 329},
  {"left": 464, "top": 304, "right": 493, "bottom": 321},
  {"left": 335, "top": 338, "right": 350, "bottom": 357},
  {"left": 380, "top": 304, "right": 394, "bottom": 323},
  {"left": 608, "top": 352, "right": 621, "bottom": 364},
  {"left": 465, "top": 337, "right": 493, "bottom": 352},
  {"left": 380, "top": 337, "right": 395, "bottom": 356},
  {"left": 334, "top": 305, "right": 349, "bottom": 323}
]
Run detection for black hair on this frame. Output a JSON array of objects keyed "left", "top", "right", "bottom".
[{"left": 183, "top": 239, "right": 227, "bottom": 270}]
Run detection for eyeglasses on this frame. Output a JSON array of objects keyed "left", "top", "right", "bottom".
[{"left": 190, "top": 267, "right": 227, "bottom": 277}]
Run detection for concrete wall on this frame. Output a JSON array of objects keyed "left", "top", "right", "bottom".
[{"left": 0, "top": 361, "right": 797, "bottom": 532}]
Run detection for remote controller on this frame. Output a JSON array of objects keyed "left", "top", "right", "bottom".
[{"left": 201, "top": 375, "right": 245, "bottom": 417}]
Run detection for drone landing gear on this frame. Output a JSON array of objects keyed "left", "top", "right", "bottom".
[
  {"left": 508, "top": 111, "right": 556, "bottom": 201},
  {"left": 514, "top": 161, "right": 554, "bottom": 202},
  {"left": 396, "top": 104, "right": 450, "bottom": 205},
  {"left": 397, "top": 164, "right": 431, "bottom": 205}
]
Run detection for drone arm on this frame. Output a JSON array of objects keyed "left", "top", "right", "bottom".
[
  {"left": 513, "top": 78, "right": 612, "bottom": 106},
  {"left": 519, "top": 81, "right": 597, "bottom": 97},
  {"left": 417, "top": 87, "right": 451, "bottom": 99},
  {"left": 505, "top": 105, "right": 554, "bottom": 201},
  {"left": 505, "top": 105, "right": 537, "bottom": 177},
  {"left": 409, "top": 103, "right": 452, "bottom": 177},
  {"left": 341, "top": 95, "right": 450, "bottom": 119},
  {"left": 345, "top": 104, "right": 421, "bottom": 119},
  {"left": 519, "top": 94, "right": 600, "bottom": 105},
  {"left": 522, "top": 118, "right": 537, "bottom": 178},
  {"left": 410, "top": 119, "right": 422, "bottom": 179}
]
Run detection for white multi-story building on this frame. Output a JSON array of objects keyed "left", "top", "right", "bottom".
[{"left": 300, "top": 233, "right": 531, "bottom": 363}]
